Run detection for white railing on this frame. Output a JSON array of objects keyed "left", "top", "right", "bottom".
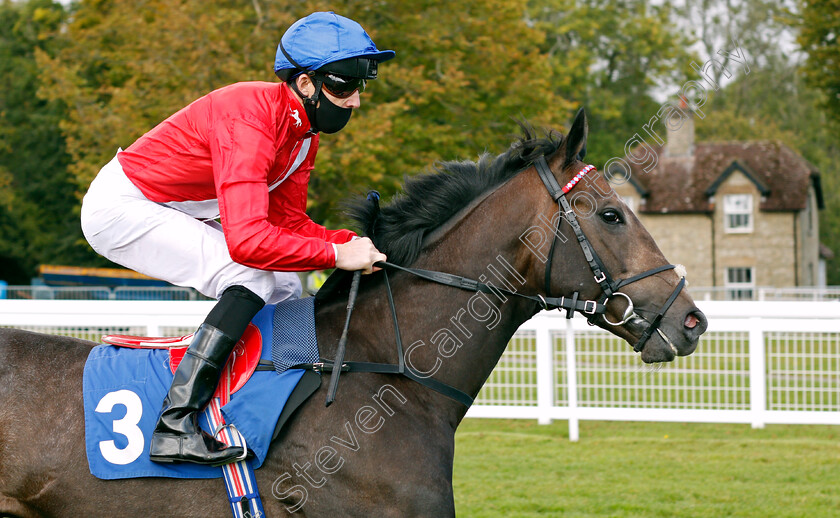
[
  {"left": 0, "top": 299, "right": 214, "bottom": 340},
  {"left": 690, "top": 286, "right": 840, "bottom": 301},
  {"left": 0, "top": 285, "right": 209, "bottom": 301},
  {"left": 3, "top": 284, "right": 838, "bottom": 302},
  {"left": 468, "top": 300, "right": 840, "bottom": 439},
  {"left": 2, "top": 299, "right": 839, "bottom": 440}
]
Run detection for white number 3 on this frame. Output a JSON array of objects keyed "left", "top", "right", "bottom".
[{"left": 95, "top": 389, "right": 145, "bottom": 465}]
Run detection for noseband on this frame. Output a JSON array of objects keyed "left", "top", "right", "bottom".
[{"left": 533, "top": 156, "right": 686, "bottom": 352}]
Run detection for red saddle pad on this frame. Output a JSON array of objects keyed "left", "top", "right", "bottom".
[{"left": 102, "top": 323, "right": 263, "bottom": 397}]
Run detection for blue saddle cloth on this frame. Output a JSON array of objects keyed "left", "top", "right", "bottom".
[{"left": 83, "top": 297, "right": 319, "bottom": 480}]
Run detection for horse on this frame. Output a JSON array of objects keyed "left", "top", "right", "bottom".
[{"left": 0, "top": 109, "right": 707, "bottom": 517}]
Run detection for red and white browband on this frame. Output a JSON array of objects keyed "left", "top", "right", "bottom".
[{"left": 562, "top": 164, "right": 596, "bottom": 194}]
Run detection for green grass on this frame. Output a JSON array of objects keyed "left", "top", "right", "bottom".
[{"left": 453, "top": 419, "right": 840, "bottom": 517}]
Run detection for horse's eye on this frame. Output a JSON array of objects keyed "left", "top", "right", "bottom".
[{"left": 600, "top": 209, "right": 623, "bottom": 225}]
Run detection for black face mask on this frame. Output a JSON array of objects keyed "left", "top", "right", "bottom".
[
  {"left": 313, "top": 92, "right": 353, "bottom": 134},
  {"left": 290, "top": 78, "right": 354, "bottom": 134}
]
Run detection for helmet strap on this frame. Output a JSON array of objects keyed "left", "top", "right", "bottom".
[
  {"left": 280, "top": 39, "right": 321, "bottom": 132},
  {"left": 289, "top": 75, "right": 323, "bottom": 134}
]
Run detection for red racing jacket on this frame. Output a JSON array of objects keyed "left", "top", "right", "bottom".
[{"left": 118, "top": 81, "right": 355, "bottom": 271}]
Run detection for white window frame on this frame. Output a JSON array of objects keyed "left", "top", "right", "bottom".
[
  {"left": 723, "top": 194, "right": 753, "bottom": 233},
  {"left": 725, "top": 267, "right": 754, "bottom": 300}
]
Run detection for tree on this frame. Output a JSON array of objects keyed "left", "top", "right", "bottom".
[
  {"left": 39, "top": 0, "right": 570, "bottom": 230},
  {"left": 37, "top": 0, "right": 275, "bottom": 197},
  {"left": 673, "top": 0, "right": 799, "bottom": 77},
  {"left": 0, "top": 0, "right": 96, "bottom": 283},
  {"left": 798, "top": 0, "right": 840, "bottom": 126},
  {"left": 526, "top": 0, "right": 693, "bottom": 166}
]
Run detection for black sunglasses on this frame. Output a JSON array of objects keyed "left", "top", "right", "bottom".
[{"left": 318, "top": 72, "right": 366, "bottom": 99}]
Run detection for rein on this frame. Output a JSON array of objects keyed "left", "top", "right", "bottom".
[{"left": 310, "top": 154, "right": 687, "bottom": 407}]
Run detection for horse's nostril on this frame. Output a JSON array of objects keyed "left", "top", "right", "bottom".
[{"left": 684, "top": 312, "right": 700, "bottom": 329}]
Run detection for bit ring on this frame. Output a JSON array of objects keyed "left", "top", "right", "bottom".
[{"left": 603, "top": 292, "right": 634, "bottom": 326}]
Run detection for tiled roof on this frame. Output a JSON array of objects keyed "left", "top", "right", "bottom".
[{"left": 618, "top": 141, "right": 823, "bottom": 213}]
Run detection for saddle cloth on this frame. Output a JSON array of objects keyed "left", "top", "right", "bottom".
[{"left": 83, "top": 297, "right": 319, "bottom": 480}]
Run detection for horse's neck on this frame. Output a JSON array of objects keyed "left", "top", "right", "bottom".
[
  {"left": 370, "top": 171, "right": 543, "bottom": 414},
  {"left": 312, "top": 172, "right": 547, "bottom": 420}
]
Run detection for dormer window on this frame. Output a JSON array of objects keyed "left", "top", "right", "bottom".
[{"left": 723, "top": 194, "right": 753, "bottom": 233}]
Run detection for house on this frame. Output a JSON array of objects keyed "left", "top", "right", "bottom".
[{"left": 610, "top": 113, "right": 825, "bottom": 299}]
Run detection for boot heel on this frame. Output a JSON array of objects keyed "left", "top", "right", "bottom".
[{"left": 149, "top": 433, "right": 182, "bottom": 463}]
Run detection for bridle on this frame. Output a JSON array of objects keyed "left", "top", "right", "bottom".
[
  {"left": 310, "top": 154, "right": 688, "bottom": 407},
  {"left": 532, "top": 155, "right": 686, "bottom": 353}
]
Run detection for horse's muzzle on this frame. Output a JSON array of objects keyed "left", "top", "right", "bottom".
[{"left": 679, "top": 308, "right": 707, "bottom": 355}]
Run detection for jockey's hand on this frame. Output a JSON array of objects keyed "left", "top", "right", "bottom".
[{"left": 334, "top": 237, "right": 387, "bottom": 274}]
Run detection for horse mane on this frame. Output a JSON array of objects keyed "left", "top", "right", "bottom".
[{"left": 346, "top": 122, "right": 564, "bottom": 266}]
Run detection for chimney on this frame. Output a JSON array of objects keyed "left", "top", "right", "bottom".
[{"left": 664, "top": 98, "right": 695, "bottom": 157}]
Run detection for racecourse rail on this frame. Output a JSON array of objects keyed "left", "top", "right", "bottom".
[{"left": 2, "top": 299, "right": 839, "bottom": 440}]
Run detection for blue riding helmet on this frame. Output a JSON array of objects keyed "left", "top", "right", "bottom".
[{"left": 274, "top": 12, "right": 395, "bottom": 81}]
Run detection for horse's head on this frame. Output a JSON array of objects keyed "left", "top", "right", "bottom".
[
  {"left": 528, "top": 108, "right": 707, "bottom": 362},
  {"left": 347, "top": 109, "right": 705, "bottom": 363}
]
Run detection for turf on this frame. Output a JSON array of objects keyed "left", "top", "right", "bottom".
[{"left": 453, "top": 419, "right": 840, "bottom": 517}]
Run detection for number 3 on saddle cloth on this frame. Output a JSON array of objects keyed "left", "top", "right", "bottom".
[{"left": 82, "top": 297, "right": 321, "bottom": 480}]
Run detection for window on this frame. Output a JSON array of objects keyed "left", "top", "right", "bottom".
[
  {"left": 725, "top": 267, "right": 754, "bottom": 300},
  {"left": 723, "top": 194, "right": 753, "bottom": 233}
]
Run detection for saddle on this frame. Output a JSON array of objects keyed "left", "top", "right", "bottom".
[
  {"left": 102, "top": 323, "right": 265, "bottom": 398},
  {"left": 83, "top": 297, "right": 321, "bottom": 483},
  {"left": 88, "top": 308, "right": 318, "bottom": 518}
]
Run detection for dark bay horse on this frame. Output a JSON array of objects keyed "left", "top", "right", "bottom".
[{"left": 0, "top": 109, "right": 707, "bottom": 517}]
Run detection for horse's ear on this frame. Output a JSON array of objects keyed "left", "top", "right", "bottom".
[{"left": 565, "top": 107, "right": 588, "bottom": 165}]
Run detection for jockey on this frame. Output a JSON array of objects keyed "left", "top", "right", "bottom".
[{"left": 80, "top": 12, "right": 392, "bottom": 466}]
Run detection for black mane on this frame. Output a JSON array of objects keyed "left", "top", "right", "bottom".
[{"left": 346, "top": 123, "right": 564, "bottom": 266}]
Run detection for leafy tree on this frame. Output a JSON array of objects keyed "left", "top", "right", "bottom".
[
  {"left": 798, "top": 0, "right": 840, "bottom": 126},
  {"left": 30, "top": 0, "right": 837, "bottom": 285},
  {"left": 673, "top": 0, "right": 798, "bottom": 75},
  {"left": 526, "top": 0, "right": 693, "bottom": 166},
  {"left": 677, "top": 0, "right": 840, "bottom": 283},
  {"left": 39, "top": 0, "right": 569, "bottom": 230},
  {"left": 0, "top": 0, "right": 96, "bottom": 283},
  {"left": 37, "top": 0, "right": 274, "bottom": 197},
  {"left": 309, "top": 0, "right": 575, "bottom": 223}
]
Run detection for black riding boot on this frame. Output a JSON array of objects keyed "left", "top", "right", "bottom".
[{"left": 149, "top": 323, "right": 245, "bottom": 465}]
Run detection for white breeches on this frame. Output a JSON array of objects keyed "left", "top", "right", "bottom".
[{"left": 80, "top": 152, "right": 301, "bottom": 303}]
